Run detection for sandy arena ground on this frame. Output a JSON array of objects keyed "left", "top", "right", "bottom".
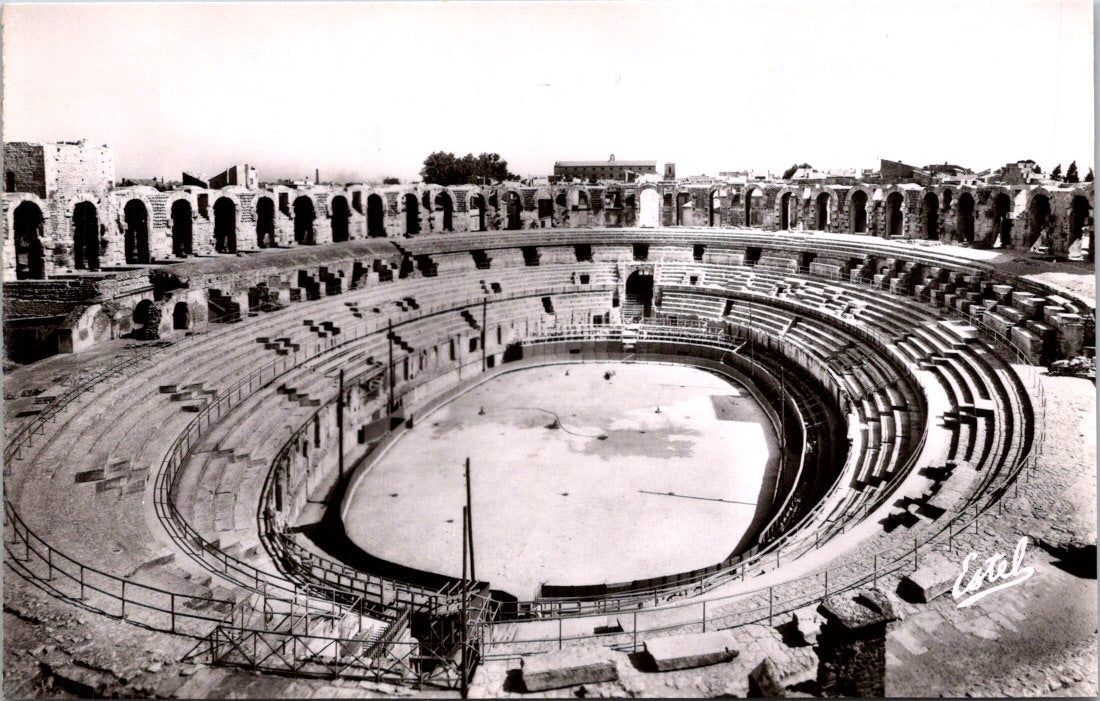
[{"left": 342, "top": 362, "right": 778, "bottom": 598}]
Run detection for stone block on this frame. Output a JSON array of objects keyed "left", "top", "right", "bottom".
[
  {"left": 991, "top": 284, "right": 1014, "bottom": 302},
  {"left": 644, "top": 630, "right": 739, "bottom": 671},
  {"left": 520, "top": 646, "right": 618, "bottom": 692},
  {"left": 898, "top": 554, "right": 956, "bottom": 602},
  {"left": 749, "top": 657, "right": 786, "bottom": 697}
]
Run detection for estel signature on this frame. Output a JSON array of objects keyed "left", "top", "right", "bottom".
[{"left": 952, "top": 536, "right": 1035, "bottom": 608}]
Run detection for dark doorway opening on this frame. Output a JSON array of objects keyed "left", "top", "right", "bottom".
[
  {"left": 124, "top": 200, "right": 150, "bottom": 264},
  {"left": 505, "top": 192, "right": 522, "bottom": 230},
  {"left": 173, "top": 301, "right": 190, "bottom": 330},
  {"left": 294, "top": 196, "right": 316, "bottom": 244},
  {"left": 850, "top": 191, "right": 868, "bottom": 234},
  {"left": 256, "top": 196, "right": 275, "bottom": 248},
  {"left": 885, "top": 192, "right": 904, "bottom": 237},
  {"left": 171, "top": 199, "right": 193, "bottom": 257},
  {"left": 923, "top": 192, "right": 939, "bottom": 240},
  {"left": 404, "top": 193, "right": 420, "bottom": 235},
  {"left": 330, "top": 195, "right": 350, "bottom": 242},
  {"left": 367, "top": 194, "right": 386, "bottom": 237},
  {"left": 213, "top": 197, "right": 237, "bottom": 252},
  {"left": 435, "top": 192, "right": 454, "bottom": 232},
  {"left": 624, "top": 270, "right": 654, "bottom": 321},
  {"left": 956, "top": 193, "right": 975, "bottom": 243},
  {"left": 815, "top": 193, "right": 830, "bottom": 231},
  {"left": 13, "top": 201, "right": 45, "bottom": 279},
  {"left": 72, "top": 201, "right": 100, "bottom": 270}
]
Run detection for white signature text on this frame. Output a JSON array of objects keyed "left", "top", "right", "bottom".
[{"left": 952, "top": 536, "right": 1035, "bottom": 608}]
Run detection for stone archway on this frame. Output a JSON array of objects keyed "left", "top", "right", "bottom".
[
  {"left": 171, "top": 199, "right": 193, "bottom": 257},
  {"left": 124, "top": 199, "right": 150, "bottom": 264},
  {"left": 434, "top": 192, "right": 454, "bottom": 232},
  {"left": 294, "top": 196, "right": 316, "bottom": 244},
  {"left": 850, "top": 191, "right": 868, "bottom": 234},
  {"left": 330, "top": 195, "right": 350, "bottom": 242},
  {"left": 367, "top": 194, "right": 386, "bottom": 237},
  {"left": 956, "top": 193, "right": 975, "bottom": 243},
  {"left": 404, "top": 193, "right": 420, "bottom": 235},
  {"left": 213, "top": 197, "right": 237, "bottom": 252},
  {"left": 72, "top": 201, "right": 100, "bottom": 270},
  {"left": 13, "top": 201, "right": 45, "bottom": 279},
  {"left": 255, "top": 196, "right": 275, "bottom": 248},
  {"left": 922, "top": 192, "right": 939, "bottom": 240},
  {"left": 885, "top": 192, "right": 905, "bottom": 237}
]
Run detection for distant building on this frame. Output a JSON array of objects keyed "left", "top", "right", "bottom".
[
  {"left": 209, "top": 163, "right": 258, "bottom": 189},
  {"left": 1000, "top": 160, "right": 1040, "bottom": 185},
  {"left": 553, "top": 154, "right": 657, "bottom": 182}
]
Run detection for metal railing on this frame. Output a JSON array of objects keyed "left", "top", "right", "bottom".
[{"left": 2, "top": 238, "right": 1053, "bottom": 674}]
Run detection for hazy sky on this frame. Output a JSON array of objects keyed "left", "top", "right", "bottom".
[{"left": 2, "top": 1, "right": 1094, "bottom": 183}]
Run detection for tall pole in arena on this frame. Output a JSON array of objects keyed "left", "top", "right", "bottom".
[
  {"left": 461, "top": 504, "right": 469, "bottom": 699},
  {"left": 465, "top": 457, "right": 476, "bottom": 581}
]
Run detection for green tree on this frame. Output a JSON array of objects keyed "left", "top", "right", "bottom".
[
  {"left": 1051, "top": 164, "right": 1063, "bottom": 181},
  {"left": 1066, "top": 161, "right": 1080, "bottom": 183},
  {"left": 1085, "top": 168, "right": 1094, "bottom": 183}
]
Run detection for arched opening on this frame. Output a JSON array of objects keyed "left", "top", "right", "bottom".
[
  {"left": 555, "top": 191, "right": 566, "bottom": 208},
  {"left": 779, "top": 192, "right": 792, "bottom": 230},
  {"left": 624, "top": 270, "right": 654, "bottom": 321},
  {"left": 709, "top": 190, "right": 721, "bottom": 226},
  {"left": 330, "top": 195, "right": 350, "bottom": 242},
  {"left": 815, "top": 192, "right": 830, "bottom": 231},
  {"left": 170, "top": 199, "right": 193, "bottom": 257},
  {"left": 505, "top": 192, "right": 523, "bottom": 230},
  {"left": 293, "top": 196, "right": 316, "bottom": 244},
  {"left": 1068, "top": 196, "right": 1091, "bottom": 255},
  {"left": 638, "top": 189, "right": 659, "bottom": 228},
  {"left": 173, "top": 301, "right": 190, "bottom": 330},
  {"left": 605, "top": 189, "right": 622, "bottom": 209},
  {"left": 922, "top": 192, "right": 939, "bottom": 240},
  {"left": 1025, "top": 194, "right": 1051, "bottom": 249},
  {"left": 434, "top": 192, "right": 454, "bottom": 232},
  {"left": 956, "top": 193, "right": 975, "bottom": 243},
  {"left": 404, "top": 193, "right": 420, "bottom": 235},
  {"left": 850, "top": 191, "right": 868, "bottom": 234},
  {"left": 255, "top": 196, "right": 275, "bottom": 248},
  {"left": 885, "top": 192, "right": 904, "bottom": 237},
  {"left": 131, "top": 299, "right": 160, "bottom": 339},
  {"left": 213, "top": 197, "right": 237, "bottom": 253},
  {"left": 468, "top": 194, "right": 486, "bottom": 232},
  {"left": 13, "top": 201, "right": 45, "bottom": 279},
  {"left": 367, "top": 194, "right": 386, "bottom": 237},
  {"left": 72, "top": 201, "right": 100, "bottom": 270},
  {"left": 675, "top": 192, "right": 691, "bottom": 226},
  {"left": 992, "top": 193, "right": 1012, "bottom": 248},
  {"left": 123, "top": 200, "right": 150, "bottom": 264},
  {"left": 577, "top": 191, "right": 588, "bottom": 209},
  {"left": 744, "top": 188, "right": 761, "bottom": 227}
]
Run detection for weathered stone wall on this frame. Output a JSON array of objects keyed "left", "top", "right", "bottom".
[{"left": 4, "top": 140, "right": 1094, "bottom": 283}]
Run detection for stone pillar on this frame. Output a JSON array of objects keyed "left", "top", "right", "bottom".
[{"left": 815, "top": 588, "right": 898, "bottom": 697}]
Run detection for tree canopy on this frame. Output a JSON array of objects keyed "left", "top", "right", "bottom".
[
  {"left": 1051, "top": 164, "right": 1063, "bottom": 181},
  {"left": 782, "top": 163, "right": 813, "bottom": 180},
  {"left": 1086, "top": 168, "right": 1094, "bottom": 183},
  {"left": 420, "top": 152, "right": 518, "bottom": 186},
  {"left": 1066, "top": 161, "right": 1080, "bottom": 183}
]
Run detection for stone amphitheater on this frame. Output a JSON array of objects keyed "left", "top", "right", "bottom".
[{"left": 3, "top": 141, "right": 1096, "bottom": 698}]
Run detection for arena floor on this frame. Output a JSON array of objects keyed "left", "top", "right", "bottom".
[{"left": 341, "top": 361, "right": 778, "bottom": 598}]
